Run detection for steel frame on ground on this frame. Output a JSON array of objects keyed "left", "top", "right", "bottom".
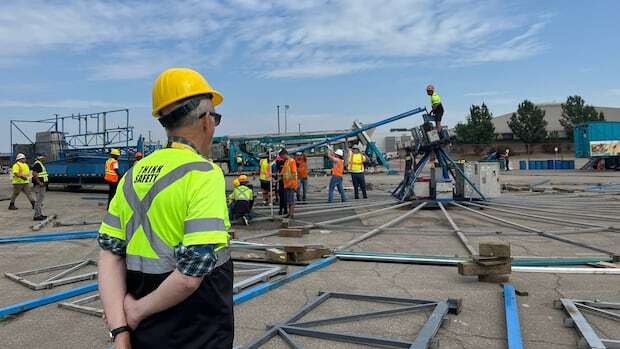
[
  {"left": 557, "top": 298, "right": 620, "bottom": 349},
  {"left": 58, "top": 262, "right": 289, "bottom": 317},
  {"left": 242, "top": 291, "right": 460, "bottom": 349},
  {"left": 5, "top": 259, "right": 98, "bottom": 290}
]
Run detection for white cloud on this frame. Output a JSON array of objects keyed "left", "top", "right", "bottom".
[{"left": 0, "top": 0, "right": 549, "bottom": 79}]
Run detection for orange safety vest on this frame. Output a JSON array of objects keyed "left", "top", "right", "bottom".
[
  {"left": 296, "top": 156, "right": 308, "bottom": 179},
  {"left": 281, "top": 158, "right": 298, "bottom": 190},
  {"left": 331, "top": 158, "right": 344, "bottom": 177},
  {"left": 104, "top": 158, "right": 119, "bottom": 183}
]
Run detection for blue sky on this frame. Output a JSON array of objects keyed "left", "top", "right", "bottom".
[{"left": 1, "top": 0, "right": 619, "bottom": 152}]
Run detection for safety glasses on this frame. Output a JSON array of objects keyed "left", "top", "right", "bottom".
[{"left": 200, "top": 111, "right": 222, "bottom": 126}]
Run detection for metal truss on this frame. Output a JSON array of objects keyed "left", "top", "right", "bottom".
[
  {"left": 233, "top": 262, "right": 287, "bottom": 293},
  {"left": 58, "top": 262, "right": 287, "bottom": 317},
  {"left": 557, "top": 298, "right": 620, "bottom": 349},
  {"left": 5, "top": 259, "right": 97, "bottom": 290},
  {"left": 243, "top": 291, "right": 461, "bottom": 349}
]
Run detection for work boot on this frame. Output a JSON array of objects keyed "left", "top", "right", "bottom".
[
  {"left": 33, "top": 215, "right": 47, "bottom": 221},
  {"left": 8, "top": 203, "right": 17, "bottom": 210},
  {"left": 30, "top": 201, "right": 35, "bottom": 209}
]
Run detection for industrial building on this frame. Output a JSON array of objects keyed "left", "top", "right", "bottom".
[{"left": 492, "top": 103, "right": 620, "bottom": 140}]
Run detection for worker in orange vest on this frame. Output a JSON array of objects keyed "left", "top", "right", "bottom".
[
  {"left": 295, "top": 152, "right": 308, "bottom": 201},
  {"left": 104, "top": 149, "right": 121, "bottom": 209},
  {"left": 327, "top": 147, "right": 347, "bottom": 203},
  {"left": 279, "top": 149, "right": 298, "bottom": 218}
]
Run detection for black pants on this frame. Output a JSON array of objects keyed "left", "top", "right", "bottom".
[
  {"left": 129, "top": 259, "right": 234, "bottom": 349},
  {"left": 107, "top": 182, "right": 118, "bottom": 209},
  {"left": 278, "top": 180, "right": 287, "bottom": 214},
  {"left": 351, "top": 172, "right": 367, "bottom": 199}
]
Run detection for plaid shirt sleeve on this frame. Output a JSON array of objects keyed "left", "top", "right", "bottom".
[
  {"left": 174, "top": 244, "right": 218, "bottom": 277},
  {"left": 97, "top": 233, "right": 128, "bottom": 256}
]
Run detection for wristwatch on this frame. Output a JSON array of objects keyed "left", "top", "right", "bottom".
[{"left": 109, "top": 325, "right": 131, "bottom": 341}]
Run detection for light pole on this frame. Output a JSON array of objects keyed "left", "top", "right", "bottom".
[
  {"left": 276, "top": 105, "right": 281, "bottom": 134},
  {"left": 298, "top": 123, "right": 301, "bottom": 134},
  {"left": 284, "top": 105, "right": 290, "bottom": 134}
]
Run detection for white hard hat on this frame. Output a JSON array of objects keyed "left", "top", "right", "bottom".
[
  {"left": 16, "top": 153, "right": 26, "bottom": 160},
  {"left": 335, "top": 149, "right": 344, "bottom": 157}
]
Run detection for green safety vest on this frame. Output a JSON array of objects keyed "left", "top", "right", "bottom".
[
  {"left": 431, "top": 92, "right": 441, "bottom": 106},
  {"left": 34, "top": 160, "right": 48, "bottom": 183},
  {"left": 11, "top": 162, "right": 30, "bottom": 185},
  {"left": 232, "top": 185, "right": 253, "bottom": 201},
  {"left": 99, "top": 144, "right": 230, "bottom": 274}
]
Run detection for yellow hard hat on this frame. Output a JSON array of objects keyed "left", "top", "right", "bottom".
[
  {"left": 152, "top": 68, "right": 223, "bottom": 117},
  {"left": 232, "top": 178, "right": 240, "bottom": 187},
  {"left": 111, "top": 149, "right": 121, "bottom": 156},
  {"left": 238, "top": 174, "right": 248, "bottom": 182}
]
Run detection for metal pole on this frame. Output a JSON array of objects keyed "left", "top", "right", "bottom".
[
  {"left": 269, "top": 148, "right": 274, "bottom": 218},
  {"left": 298, "top": 123, "right": 301, "bottom": 133},
  {"left": 438, "top": 202, "right": 476, "bottom": 255},
  {"left": 284, "top": 105, "right": 289, "bottom": 134},
  {"left": 337, "top": 202, "right": 428, "bottom": 250},
  {"left": 464, "top": 202, "right": 615, "bottom": 230},
  {"left": 452, "top": 202, "right": 619, "bottom": 256},
  {"left": 276, "top": 105, "right": 280, "bottom": 134}
]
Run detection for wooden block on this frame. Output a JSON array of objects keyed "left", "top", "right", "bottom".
[
  {"left": 265, "top": 248, "right": 287, "bottom": 262},
  {"left": 478, "top": 274, "right": 510, "bottom": 283},
  {"left": 281, "top": 219, "right": 290, "bottom": 228},
  {"left": 474, "top": 256, "right": 510, "bottom": 266},
  {"left": 282, "top": 245, "right": 310, "bottom": 253},
  {"left": 292, "top": 248, "right": 331, "bottom": 262},
  {"left": 228, "top": 229, "right": 238, "bottom": 240},
  {"left": 479, "top": 242, "right": 511, "bottom": 258},
  {"left": 458, "top": 261, "right": 511, "bottom": 276}
]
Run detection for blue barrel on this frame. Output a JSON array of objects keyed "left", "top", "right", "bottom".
[
  {"left": 547, "top": 160, "right": 554, "bottom": 169},
  {"left": 528, "top": 160, "right": 535, "bottom": 170},
  {"left": 554, "top": 160, "right": 561, "bottom": 169},
  {"left": 568, "top": 160, "right": 575, "bottom": 169},
  {"left": 563, "top": 160, "right": 569, "bottom": 169},
  {"left": 519, "top": 160, "right": 526, "bottom": 170}
]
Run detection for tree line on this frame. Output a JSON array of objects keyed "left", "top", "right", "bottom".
[{"left": 454, "top": 95, "right": 604, "bottom": 144}]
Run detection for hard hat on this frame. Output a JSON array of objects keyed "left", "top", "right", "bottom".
[
  {"left": 238, "top": 174, "right": 248, "bottom": 182},
  {"left": 135, "top": 152, "right": 143, "bottom": 159},
  {"left": 352, "top": 144, "right": 361, "bottom": 150},
  {"left": 335, "top": 149, "right": 344, "bottom": 157},
  {"left": 426, "top": 84, "right": 435, "bottom": 91},
  {"left": 232, "top": 178, "right": 240, "bottom": 187},
  {"left": 295, "top": 152, "right": 302, "bottom": 155},
  {"left": 152, "top": 68, "right": 223, "bottom": 117},
  {"left": 16, "top": 153, "right": 26, "bottom": 161},
  {"left": 111, "top": 149, "right": 121, "bottom": 156}
]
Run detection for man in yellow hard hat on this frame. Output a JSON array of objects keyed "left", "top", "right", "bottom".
[
  {"left": 104, "top": 149, "right": 121, "bottom": 209},
  {"left": 426, "top": 84, "right": 444, "bottom": 128},
  {"left": 8, "top": 153, "right": 35, "bottom": 210},
  {"left": 97, "top": 68, "right": 232, "bottom": 349}
]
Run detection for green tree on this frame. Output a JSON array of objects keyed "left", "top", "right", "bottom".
[
  {"left": 454, "top": 103, "right": 496, "bottom": 143},
  {"left": 508, "top": 100, "right": 548, "bottom": 156},
  {"left": 560, "top": 95, "right": 604, "bottom": 139}
]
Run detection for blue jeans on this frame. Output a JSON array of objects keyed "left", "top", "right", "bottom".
[
  {"left": 328, "top": 176, "right": 346, "bottom": 203},
  {"left": 297, "top": 178, "right": 307, "bottom": 201}
]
